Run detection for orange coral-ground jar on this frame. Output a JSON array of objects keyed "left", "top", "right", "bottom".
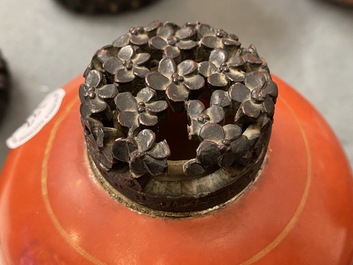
[{"left": 0, "top": 75, "right": 353, "bottom": 265}]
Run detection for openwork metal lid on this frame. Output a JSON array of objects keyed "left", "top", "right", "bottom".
[{"left": 80, "top": 21, "right": 278, "bottom": 216}]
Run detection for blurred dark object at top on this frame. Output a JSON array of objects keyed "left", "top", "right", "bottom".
[
  {"left": 55, "top": 0, "right": 159, "bottom": 14},
  {"left": 0, "top": 51, "right": 10, "bottom": 123},
  {"left": 328, "top": 0, "right": 353, "bottom": 6}
]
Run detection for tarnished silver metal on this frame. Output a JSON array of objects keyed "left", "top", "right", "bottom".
[
  {"left": 80, "top": 21, "right": 278, "bottom": 213},
  {"left": 55, "top": 0, "right": 158, "bottom": 14},
  {"left": 0, "top": 51, "right": 10, "bottom": 122}
]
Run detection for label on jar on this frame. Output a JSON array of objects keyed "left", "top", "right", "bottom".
[{"left": 6, "top": 88, "right": 66, "bottom": 149}]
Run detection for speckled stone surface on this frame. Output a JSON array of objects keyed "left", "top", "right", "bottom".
[{"left": 0, "top": 0, "right": 352, "bottom": 171}]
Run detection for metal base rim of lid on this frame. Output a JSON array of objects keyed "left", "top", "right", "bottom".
[{"left": 87, "top": 146, "right": 268, "bottom": 219}]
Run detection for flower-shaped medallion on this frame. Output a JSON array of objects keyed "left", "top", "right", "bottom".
[
  {"left": 103, "top": 45, "right": 150, "bottom": 83},
  {"left": 199, "top": 49, "right": 246, "bottom": 87},
  {"left": 146, "top": 57, "right": 205, "bottom": 102},
  {"left": 115, "top": 87, "right": 168, "bottom": 135},
  {"left": 149, "top": 22, "right": 198, "bottom": 58},
  {"left": 112, "top": 129, "right": 171, "bottom": 178}
]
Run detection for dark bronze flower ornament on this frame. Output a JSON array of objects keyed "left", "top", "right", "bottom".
[
  {"left": 103, "top": 45, "right": 150, "bottom": 83},
  {"left": 149, "top": 23, "right": 198, "bottom": 58},
  {"left": 115, "top": 87, "right": 168, "bottom": 135},
  {"left": 79, "top": 21, "right": 278, "bottom": 213},
  {"left": 198, "top": 23, "right": 240, "bottom": 50},
  {"left": 114, "top": 21, "right": 162, "bottom": 47},
  {"left": 185, "top": 100, "right": 225, "bottom": 139},
  {"left": 112, "top": 129, "right": 170, "bottom": 178},
  {"left": 198, "top": 49, "right": 245, "bottom": 87},
  {"left": 146, "top": 57, "right": 205, "bottom": 102},
  {"left": 184, "top": 123, "right": 245, "bottom": 175}
]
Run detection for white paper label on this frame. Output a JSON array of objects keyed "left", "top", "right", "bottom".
[{"left": 6, "top": 88, "right": 66, "bottom": 149}]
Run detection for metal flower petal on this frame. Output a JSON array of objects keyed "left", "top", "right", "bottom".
[
  {"left": 150, "top": 26, "right": 173, "bottom": 49},
  {"left": 118, "top": 45, "right": 134, "bottom": 61},
  {"left": 238, "top": 101, "right": 261, "bottom": 119},
  {"left": 184, "top": 75, "right": 205, "bottom": 91},
  {"left": 115, "top": 92, "right": 137, "bottom": 111},
  {"left": 228, "top": 55, "right": 245, "bottom": 68},
  {"left": 164, "top": 46, "right": 180, "bottom": 59},
  {"left": 138, "top": 112, "right": 158, "bottom": 126},
  {"left": 262, "top": 96, "right": 275, "bottom": 117},
  {"left": 245, "top": 71, "right": 266, "bottom": 90},
  {"left": 85, "top": 96, "right": 108, "bottom": 114},
  {"left": 205, "top": 105, "right": 225, "bottom": 124},
  {"left": 143, "top": 156, "right": 168, "bottom": 176},
  {"left": 197, "top": 23, "right": 214, "bottom": 38},
  {"left": 196, "top": 140, "right": 222, "bottom": 167},
  {"left": 230, "top": 135, "right": 250, "bottom": 156},
  {"left": 112, "top": 137, "right": 137, "bottom": 163},
  {"left": 133, "top": 53, "right": 151, "bottom": 65},
  {"left": 148, "top": 140, "right": 171, "bottom": 159},
  {"left": 224, "top": 69, "right": 245, "bottom": 83},
  {"left": 218, "top": 151, "right": 237, "bottom": 167},
  {"left": 201, "top": 35, "right": 223, "bottom": 49},
  {"left": 144, "top": 20, "right": 162, "bottom": 33},
  {"left": 177, "top": 60, "right": 197, "bottom": 76},
  {"left": 183, "top": 159, "right": 206, "bottom": 176},
  {"left": 223, "top": 124, "right": 242, "bottom": 141},
  {"left": 210, "top": 90, "right": 231, "bottom": 108},
  {"left": 117, "top": 111, "right": 139, "bottom": 129},
  {"left": 208, "top": 73, "right": 228, "bottom": 87},
  {"left": 228, "top": 83, "right": 251, "bottom": 103},
  {"left": 166, "top": 83, "right": 189, "bottom": 102},
  {"left": 157, "top": 25, "right": 174, "bottom": 39},
  {"left": 158, "top": 57, "right": 176, "bottom": 77},
  {"left": 176, "top": 40, "right": 198, "bottom": 50},
  {"left": 150, "top": 36, "right": 168, "bottom": 50},
  {"left": 145, "top": 72, "right": 170, "bottom": 91},
  {"left": 136, "top": 129, "right": 156, "bottom": 152},
  {"left": 262, "top": 80, "right": 278, "bottom": 99},
  {"left": 199, "top": 123, "right": 225, "bottom": 142},
  {"left": 96, "top": 84, "right": 119, "bottom": 99},
  {"left": 115, "top": 68, "right": 135, "bottom": 83},
  {"left": 243, "top": 50, "right": 262, "bottom": 65},
  {"left": 136, "top": 87, "right": 155, "bottom": 103},
  {"left": 103, "top": 57, "right": 124, "bottom": 75},
  {"left": 133, "top": 66, "right": 150, "bottom": 78},
  {"left": 95, "top": 45, "right": 119, "bottom": 64},
  {"left": 130, "top": 153, "right": 148, "bottom": 177},
  {"left": 209, "top": 49, "right": 227, "bottom": 67},
  {"left": 198, "top": 61, "right": 218, "bottom": 77},
  {"left": 146, "top": 101, "right": 168, "bottom": 113},
  {"left": 175, "top": 27, "right": 194, "bottom": 39},
  {"left": 85, "top": 70, "right": 102, "bottom": 88},
  {"left": 113, "top": 33, "right": 130, "bottom": 48},
  {"left": 113, "top": 26, "right": 150, "bottom": 48}
]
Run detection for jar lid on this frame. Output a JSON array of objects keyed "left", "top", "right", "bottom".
[{"left": 79, "top": 21, "right": 278, "bottom": 217}]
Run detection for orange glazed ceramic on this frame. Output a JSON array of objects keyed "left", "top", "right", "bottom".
[{"left": 1, "top": 75, "right": 353, "bottom": 264}]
